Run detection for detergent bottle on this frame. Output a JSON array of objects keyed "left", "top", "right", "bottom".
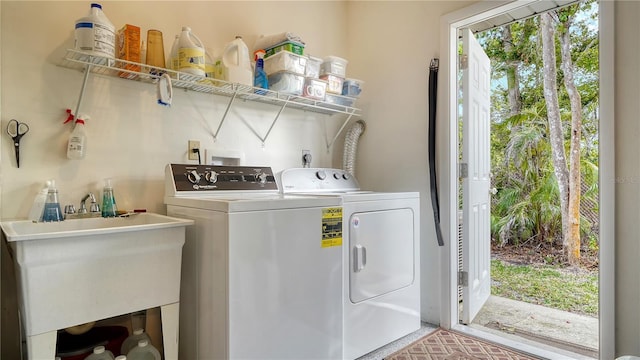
[
  {"left": 126, "top": 340, "right": 161, "bottom": 360},
  {"left": 177, "top": 27, "right": 205, "bottom": 76},
  {"left": 84, "top": 346, "right": 115, "bottom": 360},
  {"left": 167, "top": 34, "right": 179, "bottom": 70},
  {"left": 74, "top": 3, "right": 115, "bottom": 58},
  {"left": 222, "top": 36, "right": 253, "bottom": 86},
  {"left": 120, "top": 328, "right": 152, "bottom": 355}
]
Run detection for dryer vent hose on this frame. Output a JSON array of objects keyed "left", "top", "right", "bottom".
[{"left": 342, "top": 119, "right": 366, "bottom": 176}]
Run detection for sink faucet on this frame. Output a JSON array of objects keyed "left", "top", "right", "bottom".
[{"left": 78, "top": 193, "right": 100, "bottom": 214}]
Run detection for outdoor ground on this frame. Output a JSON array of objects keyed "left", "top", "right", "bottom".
[
  {"left": 492, "top": 241, "right": 599, "bottom": 270},
  {"left": 491, "top": 241, "right": 599, "bottom": 317}
]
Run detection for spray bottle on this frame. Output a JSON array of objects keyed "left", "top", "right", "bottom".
[
  {"left": 254, "top": 49, "right": 268, "bottom": 95},
  {"left": 67, "top": 115, "right": 88, "bottom": 160}
]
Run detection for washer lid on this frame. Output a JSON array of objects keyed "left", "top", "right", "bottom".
[{"left": 164, "top": 193, "right": 341, "bottom": 212}]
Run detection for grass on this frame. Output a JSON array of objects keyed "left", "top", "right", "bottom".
[{"left": 491, "top": 259, "right": 598, "bottom": 317}]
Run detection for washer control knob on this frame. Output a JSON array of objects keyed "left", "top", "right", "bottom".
[
  {"left": 316, "top": 170, "right": 327, "bottom": 180},
  {"left": 205, "top": 171, "right": 218, "bottom": 183},
  {"left": 257, "top": 172, "right": 268, "bottom": 184},
  {"left": 187, "top": 170, "right": 201, "bottom": 184},
  {"left": 333, "top": 172, "right": 342, "bottom": 180},
  {"left": 342, "top": 173, "right": 350, "bottom": 180}
]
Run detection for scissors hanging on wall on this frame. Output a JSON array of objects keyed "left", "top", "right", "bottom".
[{"left": 6, "top": 119, "right": 29, "bottom": 168}]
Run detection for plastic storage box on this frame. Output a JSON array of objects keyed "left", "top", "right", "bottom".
[
  {"left": 264, "top": 50, "right": 307, "bottom": 76},
  {"left": 302, "top": 78, "right": 327, "bottom": 100},
  {"left": 265, "top": 41, "right": 305, "bottom": 57},
  {"left": 342, "top": 78, "right": 364, "bottom": 97},
  {"left": 305, "top": 56, "right": 323, "bottom": 78},
  {"left": 320, "top": 56, "right": 348, "bottom": 77},
  {"left": 323, "top": 93, "right": 356, "bottom": 108},
  {"left": 268, "top": 71, "right": 305, "bottom": 95},
  {"left": 320, "top": 74, "right": 344, "bottom": 95}
]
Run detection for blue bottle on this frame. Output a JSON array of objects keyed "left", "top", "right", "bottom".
[
  {"left": 254, "top": 49, "right": 268, "bottom": 95},
  {"left": 42, "top": 180, "right": 63, "bottom": 222}
]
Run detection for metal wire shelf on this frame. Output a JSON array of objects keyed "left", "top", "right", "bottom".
[
  {"left": 60, "top": 49, "right": 361, "bottom": 150},
  {"left": 60, "top": 49, "right": 361, "bottom": 148}
]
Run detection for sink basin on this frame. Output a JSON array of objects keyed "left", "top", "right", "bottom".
[
  {"left": 1, "top": 212, "right": 192, "bottom": 242},
  {"left": 1, "top": 212, "right": 193, "bottom": 340}
]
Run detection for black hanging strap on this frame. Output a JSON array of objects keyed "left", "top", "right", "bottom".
[{"left": 429, "top": 58, "right": 444, "bottom": 247}]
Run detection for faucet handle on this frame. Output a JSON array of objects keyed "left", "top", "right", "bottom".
[
  {"left": 64, "top": 204, "right": 76, "bottom": 214},
  {"left": 78, "top": 202, "right": 88, "bottom": 214},
  {"left": 89, "top": 202, "right": 100, "bottom": 213}
]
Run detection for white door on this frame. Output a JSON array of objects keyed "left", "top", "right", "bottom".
[{"left": 461, "top": 28, "right": 491, "bottom": 324}]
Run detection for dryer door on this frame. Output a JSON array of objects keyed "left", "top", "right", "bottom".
[{"left": 349, "top": 208, "right": 415, "bottom": 303}]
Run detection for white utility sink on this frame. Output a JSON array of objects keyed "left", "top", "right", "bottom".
[{"left": 1, "top": 212, "right": 193, "bottom": 360}]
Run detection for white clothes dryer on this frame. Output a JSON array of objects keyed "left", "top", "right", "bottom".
[
  {"left": 164, "top": 164, "right": 343, "bottom": 360},
  {"left": 278, "top": 168, "right": 421, "bottom": 360}
]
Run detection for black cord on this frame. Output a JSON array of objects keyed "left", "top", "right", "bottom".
[
  {"left": 429, "top": 58, "right": 444, "bottom": 247},
  {"left": 192, "top": 148, "right": 201, "bottom": 165}
]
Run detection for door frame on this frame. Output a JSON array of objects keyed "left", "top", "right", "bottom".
[{"left": 438, "top": 1, "right": 614, "bottom": 359}]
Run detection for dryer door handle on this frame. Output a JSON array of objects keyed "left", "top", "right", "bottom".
[{"left": 353, "top": 244, "right": 367, "bottom": 272}]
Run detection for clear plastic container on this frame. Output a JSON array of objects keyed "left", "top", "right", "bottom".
[
  {"left": 84, "top": 346, "right": 115, "bottom": 360},
  {"left": 126, "top": 340, "right": 160, "bottom": 360},
  {"left": 305, "top": 56, "right": 323, "bottom": 78},
  {"left": 342, "top": 78, "right": 364, "bottom": 97},
  {"left": 263, "top": 50, "right": 307, "bottom": 76},
  {"left": 120, "top": 328, "right": 151, "bottom": 355},
  {"left": 267, "top": 71, "right": 304, "bottom": 95},
  {"left": 324, "top": 93, "right": 356, "bottom": 107},
  {"left": 302, "top": 78, "right": 327, "bottom": 100},
  {"left": 320, "top": 55, "right": 348, "bottom": 77},
  {"left": 319, "top": 74, "right": 344, "bottom": 95}
]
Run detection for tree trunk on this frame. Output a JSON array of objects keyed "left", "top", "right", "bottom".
[
  {"left": 540, "top": 13, "right": 571, "bottom": 248},
  {"left": 502, "top": 26, "right": 522, "bottom": 115},
  {"left": 559, "top": 17, "right": 583, "bottom": 265}
]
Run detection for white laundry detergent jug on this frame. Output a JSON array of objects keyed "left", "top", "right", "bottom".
[
  {"left": 84, "top": 346, "right": 115, "bottom": 360},
  {"left": 120, "top": 328, "right": 152, "bottom": 355},
  {"left": 222, "top": 36, "right": 253, "bottom": 86},
  {"left": 177, "top": 26, "right": 205, "bottom": 76},
  {"left": 74, "top": 3, "right": 115, "bottom": 58},
  {"left": 126, "top": 340, "right": 161, "bottom": 360},
  {"left": 167, "top": 34, "right": 179, "bottom": 70}
]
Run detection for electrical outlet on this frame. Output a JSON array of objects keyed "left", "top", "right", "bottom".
[
  {"left": 188, "top": 140, "right": 200, "bottom": 160},
  {"left": 302, "top": 150, "right": 312, "bottom": 167}
]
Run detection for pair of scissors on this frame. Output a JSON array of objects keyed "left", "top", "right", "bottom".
[{"left": 6, "top": 119, "right": 29, "bottom": 168}]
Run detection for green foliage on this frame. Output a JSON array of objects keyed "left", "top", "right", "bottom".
[
  {"left": 477, "top": 0, "right": 599, "bottom": 247},
  {"left": 491, "top": 260, "right": 598, "bottom": 316}
]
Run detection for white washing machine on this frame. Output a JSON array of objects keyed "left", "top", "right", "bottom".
[
  {"left": 164, "top": 164, "right": 343, "bottom": 360},
  {"left": 278, "top": 168, "right": 421, "bottom": 360}
]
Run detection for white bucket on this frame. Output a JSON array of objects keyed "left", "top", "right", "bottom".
[
  {"left": 222, "top": 36, "right": 253, "bottom": 86},
  {"left": 177, "top": 26, "right": 205, "bottom": 76}
]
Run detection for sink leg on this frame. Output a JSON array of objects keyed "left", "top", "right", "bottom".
[
  {"left": 27, "top": 331, "right": 56, "bottom": 360},
  {"left": 161, "top": 302, "right": 180, "bottom": 360}
]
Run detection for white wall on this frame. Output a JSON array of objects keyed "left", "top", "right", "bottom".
[
  {"left": 0, "top": 1, "right": 348, "bottom": 219},
  {"left": 345, "top": 0, "right": 473, "bottom": 324}
]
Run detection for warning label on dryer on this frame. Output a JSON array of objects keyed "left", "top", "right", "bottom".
[{"left": 321, "top": 207, "right": 343, "bottom": 248}]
